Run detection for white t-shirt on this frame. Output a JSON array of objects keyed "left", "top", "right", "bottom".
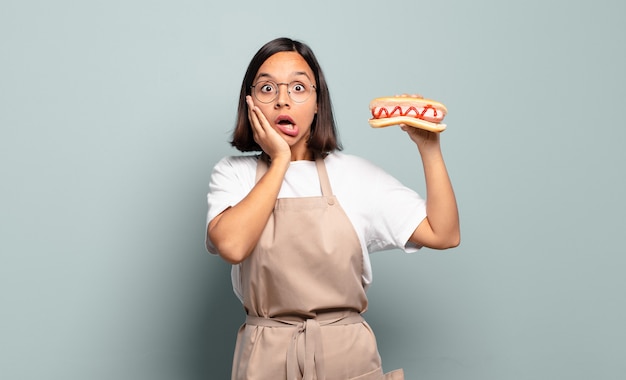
[{"left": 205, "top": 151, "right": 427, "bottom": 302}]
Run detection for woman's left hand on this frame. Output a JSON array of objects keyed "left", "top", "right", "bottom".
[{"left": 400, "top": 123, "right": 440, "bottom": 151}]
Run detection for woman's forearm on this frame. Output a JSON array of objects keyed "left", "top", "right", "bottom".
[
  {"left": 412, "top": 142, "right": 460, "bottom": 249},
  {"left": 208, "top": 157, "right": 290, "bottom": 264}
]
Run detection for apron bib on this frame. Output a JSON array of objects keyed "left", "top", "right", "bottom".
[{"left": 231, "top": 157, "right": 404, "bottom": 380}]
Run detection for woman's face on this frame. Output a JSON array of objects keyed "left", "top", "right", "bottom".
[{"left": 251, "top": 51, "right": 318, "bottom": 160}]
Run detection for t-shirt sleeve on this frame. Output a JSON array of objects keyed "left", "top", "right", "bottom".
[
  {"left": 362, "top": 161, "right": 427, "bottom": 254},
  {"left": 204, "top": 156, "right": 255, "bottom": 254}
]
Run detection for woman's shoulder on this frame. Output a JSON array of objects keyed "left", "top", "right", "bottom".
[
  {"left": 209, "top": 154, "right": 260, "bottom": 186},
  {"left": 213, "top": 154, "right": 259, "bottom": 171}
]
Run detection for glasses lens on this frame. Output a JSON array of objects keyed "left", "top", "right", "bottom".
[
  {"left": 288, "top": 82, "right": 312, "bottom": 103},
  {"left": 253, "top": 81, "right": 277, "bottom": 103},
  {"left": 252, "top": 81, "right": 315, "bottom": 103}
]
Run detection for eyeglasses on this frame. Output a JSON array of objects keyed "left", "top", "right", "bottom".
[{"left": 250, "top": 80, "right": 316, "bottom": 104}]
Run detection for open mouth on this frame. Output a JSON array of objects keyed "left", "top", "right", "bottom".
[
  {"left": 275, "top": 115, "right": 298, "bottom": 136},
  {"left": 276, "top": 115, "right": 295, "bottom": 125}
]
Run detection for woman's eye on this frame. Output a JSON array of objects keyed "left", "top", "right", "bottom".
[
  {"left": 261, "top": 83, "right": 275, "bottom": 93},
  {"left": 292, "top": 83, "right": 306, "bottom": 93}
]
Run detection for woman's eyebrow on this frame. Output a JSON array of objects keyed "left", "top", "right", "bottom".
[
  {"left": 256, "top": 73, "right": 274, "bottom": 80},
  {"left": 291, "top": 71, "right": 311, "bottom": 79},
  {"left": 255, "top": 71, "right": 312, "bottom": 81}
]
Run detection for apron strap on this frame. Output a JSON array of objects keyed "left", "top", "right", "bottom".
[
  {"left": 255, "top": 155, "right": 268, "bottom": 183},
  {"left": 315, "top": 157, "right": 333, "bottom": 197}
]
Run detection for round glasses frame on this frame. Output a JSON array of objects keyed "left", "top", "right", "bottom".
[{"left": 250, "top": 80, "right": 317, "bottom": 104}]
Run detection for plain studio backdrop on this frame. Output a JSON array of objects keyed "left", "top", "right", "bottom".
[{"left": 1, "top": 0, "right": 624, "bottom": 379}]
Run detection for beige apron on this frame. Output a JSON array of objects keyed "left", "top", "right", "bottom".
[{"left": 231, "top": 156, "right": 404, "bottom": 380}]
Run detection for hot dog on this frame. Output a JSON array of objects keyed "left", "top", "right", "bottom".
[{"left": 368, "top": 95, "right": 447, "bottom": 132}]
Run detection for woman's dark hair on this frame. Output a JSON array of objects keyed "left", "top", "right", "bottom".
[{"left": 230, "top": 37, "right": 342, "bottom": 155}]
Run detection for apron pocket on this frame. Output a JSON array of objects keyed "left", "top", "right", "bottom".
[
  {"left": 383, "top": 369, "right": 405, "bottom": 380},
  {"left": 348, "top": 367, "right": 405, "bottom": 380},
  {"left": 348, "top": 366, "right": 384, "bottom": 380}
]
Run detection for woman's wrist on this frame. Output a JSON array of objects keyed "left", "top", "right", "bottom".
[
  {"left": 417, "top": 139, "right": 443, "bottom": 160},
  {"left": 269, "top": 153, "right": 291, "bottom": 170}
]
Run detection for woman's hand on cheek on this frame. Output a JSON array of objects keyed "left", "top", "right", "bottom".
[{"left": 246, "top": 96, "right": 291, "bottom": 161}]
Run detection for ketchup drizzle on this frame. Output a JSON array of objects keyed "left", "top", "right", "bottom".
[{"left": 372, "top": 105, "right": 438, "bottom": 119}]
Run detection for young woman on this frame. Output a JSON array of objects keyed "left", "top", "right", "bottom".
[{"left": 205, "top": 37, "right": 460, "bottom": 380}]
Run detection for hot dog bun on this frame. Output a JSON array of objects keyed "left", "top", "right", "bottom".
[{"left": 369, "top": 96, "right": 448, "bottom": 132}]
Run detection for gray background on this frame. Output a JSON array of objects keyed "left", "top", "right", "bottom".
[{"left": 1, "top": 0, "right": 625, "bottom": 379}]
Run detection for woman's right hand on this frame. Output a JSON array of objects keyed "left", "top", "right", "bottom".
[
  {"left": 209, "top": 97, "right": 292, "bottom": 264},
  {"left": 246, "top": 95, "right": 291, "bottom": 162}
]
